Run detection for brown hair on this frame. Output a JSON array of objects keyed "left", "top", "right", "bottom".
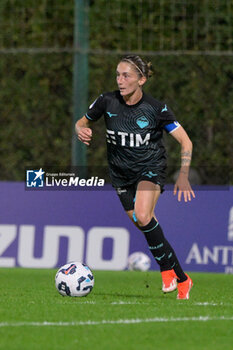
[{"left": 120, "top": 55, "right": 153, "bottom": 79}]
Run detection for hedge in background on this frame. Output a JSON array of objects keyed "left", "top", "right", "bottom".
[{"left": 0, "top": 0, "right": 232, "bottom": 183}]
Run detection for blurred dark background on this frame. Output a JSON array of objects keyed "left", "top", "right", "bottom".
[{"left": 0, "top": 0, "right": 232, "bottom": 184}]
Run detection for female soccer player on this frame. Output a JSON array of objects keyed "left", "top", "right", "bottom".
[{"left": 75, "top": 55, "right": 195, "bottom": 299}]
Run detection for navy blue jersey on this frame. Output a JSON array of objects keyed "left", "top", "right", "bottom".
[{"left": 85, "top": 90, "right": 180, "bottom": 187}]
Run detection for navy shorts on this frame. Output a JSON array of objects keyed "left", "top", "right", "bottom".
[{"left": 116, "top": 171, "right": 166, "bottom": 211}]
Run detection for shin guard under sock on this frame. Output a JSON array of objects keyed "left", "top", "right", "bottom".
[{"left": 138, "top": 217, "right": 187, "bottom": 282}]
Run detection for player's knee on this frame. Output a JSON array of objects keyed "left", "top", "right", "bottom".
[{"left": 134, "top": 209, "right": 152, "bottom": 227}]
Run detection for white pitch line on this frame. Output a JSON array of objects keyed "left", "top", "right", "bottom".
[
  {"left": 111, "top": 301, "right": 150, "bottom": 305},
  {"left": 0, "top": 316, "right": 233, "bottom": 327},
  {"left": 194, "top": 302, "right": 220, "bottom": 306}
]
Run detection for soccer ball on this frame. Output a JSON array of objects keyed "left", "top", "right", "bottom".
[
  {"left": 55, "top": 262, "right": 94, "bottom": 297},
  {"left": 128, "top": 252, "right": 151, "bottom": 271}
]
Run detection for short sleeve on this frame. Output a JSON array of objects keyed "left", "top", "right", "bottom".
[
  {"left": 85, "top": 94, "right": 106, "bottom": 121},
  {"left": 158, "top": 103, "right": 176, "bottom": 129}
]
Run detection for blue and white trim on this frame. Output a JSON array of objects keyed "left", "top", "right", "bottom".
[{"left": 85, "top": 114, "right": 93, "bottom": 121}]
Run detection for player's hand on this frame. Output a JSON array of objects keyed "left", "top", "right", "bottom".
[
  {"left": 173, "top": 173, "right": 195, "bottom": 202},
  {"left": 76, "top": 127, "right": 92, "bottom": 146}
]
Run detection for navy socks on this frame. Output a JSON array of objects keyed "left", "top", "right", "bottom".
[{"left": 138, "top": 217, "right": 187, "bottom": 282}]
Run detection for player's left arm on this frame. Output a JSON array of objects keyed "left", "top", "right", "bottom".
[{"left": 169, "top": 125, "right": 195, "bottom": 202}]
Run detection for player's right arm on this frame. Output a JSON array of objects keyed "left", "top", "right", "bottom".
[
  {"left": 75, "top": 116, "right": 93, "bottom": 146},
  {"left": 75, "top": 93, "right": 106, "bottom": 146}
]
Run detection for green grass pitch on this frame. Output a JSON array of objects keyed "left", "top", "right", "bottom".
[{"left": 0, "top": 268, "right": 232, "bottom": 350}]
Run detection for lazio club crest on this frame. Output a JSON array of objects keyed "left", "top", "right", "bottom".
[{"left": 136, "top": 116, "right": 149, "bottom": 129}]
